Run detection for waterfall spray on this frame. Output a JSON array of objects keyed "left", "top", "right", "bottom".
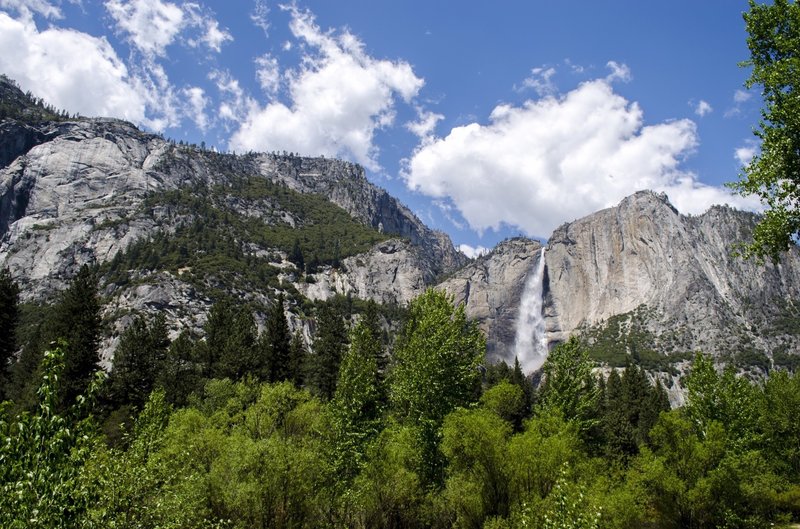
[{"left": 513, "top": 247, "right": 548, "bottom": 373}]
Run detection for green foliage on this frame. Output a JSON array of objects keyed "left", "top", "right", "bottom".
[
  {"left": 48, "top": 265, "right": 102, "bottom": 410},
  {"left": 261, "top": 293, "right": 292, "bottom": 382},
  {"left": 684, "top": 353, "right": 762, "bottom": 449},
  {"left": 329, "top": 321, "right": 383, "bottom": 483},
  {"left": 598, "top": 365, "right": 670, "bottom": 459},
  {"left": 202, "top": 299, "right": 262, "bottom": 381},
  {"left": 760, "top": 370, "right": 800, "bottom": 478},
  {"left": 541, "top": 471, "right": 601, "bottom": 529},
  {"left": 441, "top": 407, "right": 512, "bottom": 526},
  {"left": 109, "top": 313, "right": 169, "bottom": 408},
  {"left": 390, "top": 289, "right": 485, "bottom": 486},
  {"left": 0, "top": 267, "right": 19, "bottom": 399},
  {"left": 537, "top": 337, "right": 599, "bottom": 436},
  {"left": 729, "top": 0, "right": 800, "bottom": 261},
  {"left": 0, "top": 342, "right": 103, "bottom": 528},
  {"left": 288, "top": 330, "right": 307, "bottom": 388},
  {"left": 308, "top": 303, "right": 348, "bottom": 400},
  {"left": 480, "top": 381, "right": 526, "bottom": 428}
]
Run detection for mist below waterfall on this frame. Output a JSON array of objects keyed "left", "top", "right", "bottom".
[{"left": 513, "top": 247, "right": 548, "bottom": 373}]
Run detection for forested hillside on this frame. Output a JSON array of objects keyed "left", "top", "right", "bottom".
[{"left": 1, "top": 276, "right": 799, "bottom": 528}]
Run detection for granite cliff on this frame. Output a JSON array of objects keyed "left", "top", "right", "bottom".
[
  {"left": 2, "top": 74, "right": 799, "bottom": 378},
  {"left": 439, "top": 191, "right": 800, "bottom": 379}
]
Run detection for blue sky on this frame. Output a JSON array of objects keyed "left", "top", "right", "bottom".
[{"left": 0, "top": 0, "right": 764, "bottom": 255}]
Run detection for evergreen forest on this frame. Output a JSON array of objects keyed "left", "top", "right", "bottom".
[{"left": 1, "top": 267, "right": 799, "bottom": 529}]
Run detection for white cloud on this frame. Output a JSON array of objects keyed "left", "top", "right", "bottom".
[
  {"left": 0, "top": 0, "right": 62, "bottom": 18},
  {"left": 605, "top": 61, "right": 631, "bottom": 82},
  {"left": 406, "top": 108, "right": 443, "bottom": 142},
  {"left": 734, "top": 139, "right": 759, "bottom": 167},
  {"left": 105, "top": 0, "right": 230, "bottom": 56},
  {"left": 404, "top": 74, "right": 757, "bottom": 238},
  {"left": 725, "top": 88, "right": 753, "bottom": 117},
  {"left": 184, "top": 2, "right": 231, "bottom": 52},
  {"left": 228, "top": 5, "right": 424, "bottom": 169},
  {"left": 734, "top": 89, "right": 751, "bottom": 104},
  {"left": 251, "top": 0, "right": 269, "bottom": 36},
  {"left": 211, "top": 69, "right": 256, "bottom": 125},
  {"left": 518, "top": 66, "right": 557, "bottom": 97},
  {"left": 105, "top": 0, "right": 184, "bottom": 57},
  {"left": 693, "top": 99, "right": 712, "bottom": 117},
  {"left": 0, "top": 12, "right": 147, "bottom": 121},
  {"left": 182, "top": 85, "right": 208, "bottom": 130},
  {"left": 459, "top": 244, "right": 488, "bottom": 259},
  {"left": 255, "top": 53, "right": 280, "bottom": 95}
]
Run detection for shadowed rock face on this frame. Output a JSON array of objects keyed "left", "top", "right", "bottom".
[{"left": 439, "top": 191, "right": 800, "bottom": 369}]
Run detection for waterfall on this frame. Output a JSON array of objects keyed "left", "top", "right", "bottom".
[{"left": 513, "top": 247, "right": 548, "bottom": 373}]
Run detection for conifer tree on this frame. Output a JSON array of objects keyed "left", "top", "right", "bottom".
[
  {"left": 109, "top": 314, "right": 169, "bottom": 407},
  {"left": 288, "top": 329, "right": 307, "bottom": 387},
  {"left": 309, "top": 303, "right": 348, "bottom": 400},
  {"left": 48, "top": 265, "right": 101, "bottom": 408},
  {"left": 158, "top": 330, "right": 202, "bottom": 406},
  {"left": 0, "top": 267, "right": 19, "bottom": 399},
  {"left": 263, "top": 293, "right": 291, "bottom": 382}
]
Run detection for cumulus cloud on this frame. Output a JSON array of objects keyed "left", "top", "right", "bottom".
[
  {"left": 0, "top": 11, "right": 147, "bottom": 121},
  {"left": 693, "top": 99, "right": 712, "bottom": 117},
  {"left": 605, "top": 60, "right": 631, "bottom": 82},
  {"left": 211, "top": 69, "right": 256, "bottom": 126},
  {"left": 106, "top": 0, "right": 184, "bottom": 57},
  {"left": 0, "top": 0, "right": 62, "bottom": 18},
  {"left": 459, "top": 244, "right": 488, "bottom": 259},
  {"left": 725, "top": 88, "right": 753, "bottom": 117},
  {"left": 734, "top": 139, "right": 759, "bottom": 166},
  {"left": 404, "top": 66, "right": 757, "bottom": 238},
  {"left": 228, "top": 5, "right": 424, "bottom": 169},
  {"left": 105, "top": 0, "right": 230, "bottom": 56}
]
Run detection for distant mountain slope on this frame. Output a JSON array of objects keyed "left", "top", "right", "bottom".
[
  {"left": 439, "top": 191, "right": 800, "bottom": 375},
  {"left": 0, "top": 74, "right": 464, "bottom": 360}
]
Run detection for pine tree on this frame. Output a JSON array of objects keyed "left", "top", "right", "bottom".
[
  {"left": 108, "top": 314, "right": 169, "bottom": 408},
  {"left": 0, "top": 267, "right": 20, "bottom": 399},
  {"left": 48, "top": 265, "right": 101, "bottom": 409},
  {"left": 263, "top": 293, "right": 291, "bottom": 382},
  {"left": 361, "top": 300, "right": 387, "bottom": 374},
  {"left": 309, "top": 303, "right": 348, "bottom": 400},
  {"left": 203, "top": 299, "right": 257, "bottom": 380},
  {"left": 288, "top": 329, "right": 307, "bottom": 387},
  {"left": 158, "top": 330, "right": 202, "bottom": 406}
]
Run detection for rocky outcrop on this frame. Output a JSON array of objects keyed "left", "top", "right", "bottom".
[
  {"left": 437, "top": 238, "right": 544, "bottom": 362},
  {"left": 296, "top": 239, "right": 433, "bottom": 305},
  {"left": 439, "top": 191, "right": 800, "bottom": 371}
]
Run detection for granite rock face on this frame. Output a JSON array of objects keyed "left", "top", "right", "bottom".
[
  {"left": 437, "top": 238, "right": 544, "bottom": 362},
  {"left": 439, "top": 191, "right": 800, "bottom": 372},
  {"left": 0, "top": 78, "right": 464, "bottom": 362}
]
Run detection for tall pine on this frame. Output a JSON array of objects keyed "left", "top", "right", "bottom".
[
  {"left": 262, "top": 293, "right": 291, "bottom": 382},
  {"left": 0, "top": 267, "right": 19, "bottom": 400},
  {"left": 108, "top": 313, "right": 169, "bottom": 408},
  {"left": 309, "top": 303, "right": 348, "bottom": 400},
  {"left": 48, "top": 265, "right": 101, "bottom": 409}
]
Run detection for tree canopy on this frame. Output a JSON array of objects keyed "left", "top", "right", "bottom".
[{"left": 731, "top": 0, "right": 800, "bottom": 261}]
